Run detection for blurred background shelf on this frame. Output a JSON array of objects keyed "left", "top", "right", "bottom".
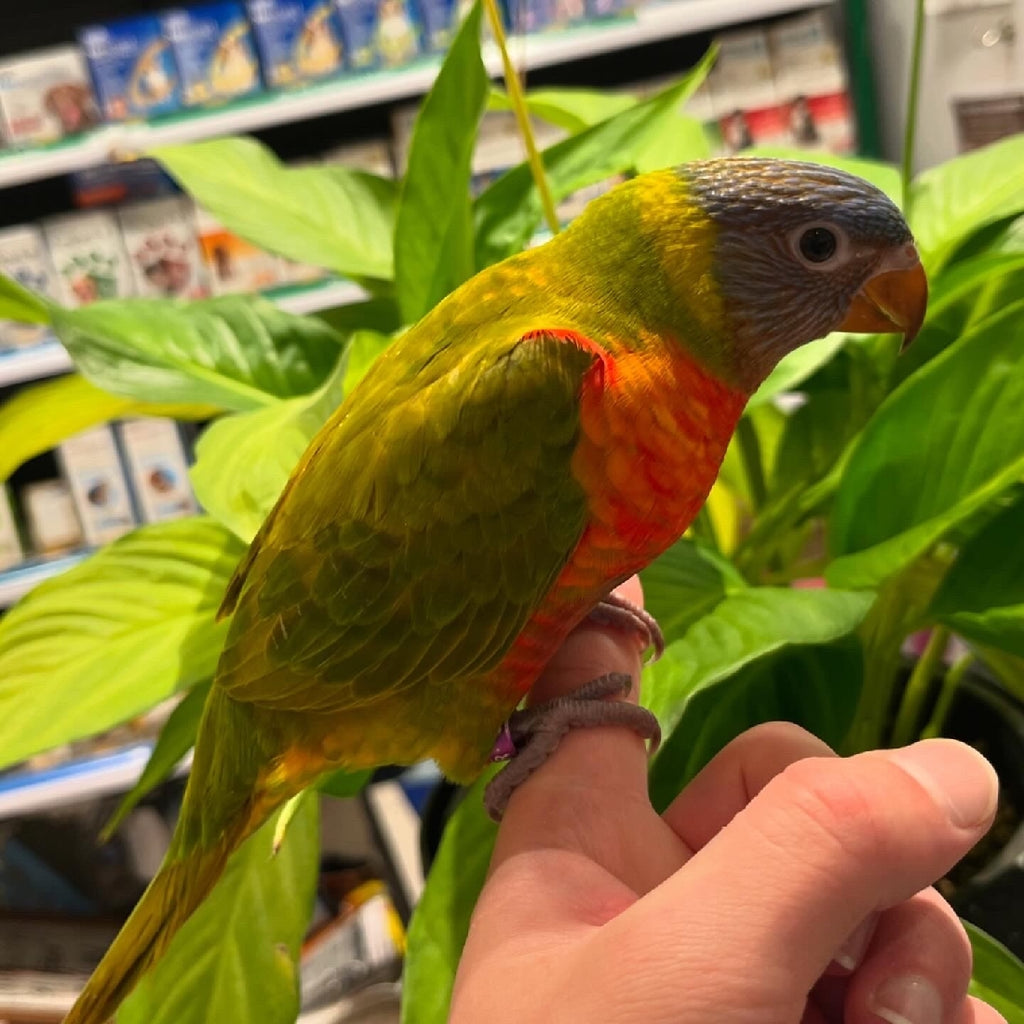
[
  {"left": 0, "top": 551, "right": 90, "bottom": 608},
  {"left": 0, "top": 341, "right": 74, "bottom": 388}
]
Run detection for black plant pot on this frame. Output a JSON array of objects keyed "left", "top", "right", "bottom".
[{"left": 940, "top": 669, "right": 1024, "bottom": 959}]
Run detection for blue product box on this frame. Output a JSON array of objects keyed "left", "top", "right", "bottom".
[
  {"left": 506, "top": 0, "right": 582, "bottom": 32},
  {"left": 246, "top": 0, "right": 345, "bottom": 88},
  {"left": 162, "top": 3, "right": 262, "bottom": 107},
  {"left": 585, "top": 0, "right": 631, "bottom": 16},
  {"left": 334, "top": 0, "right": 421, "bottom": 71},
  {"left": 78, "top": 16, "right": 182, "bottom": 121}
]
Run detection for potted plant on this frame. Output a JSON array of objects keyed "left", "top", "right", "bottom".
[{"left": 0, "top": 2, "right": 1022, "bottom": 1021}]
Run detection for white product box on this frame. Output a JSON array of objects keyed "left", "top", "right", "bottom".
[
  {"left": 0, "top": 485, "right": 23, "bottom": 571},
  {"left": 43, "top": 210, "right": 135, "bottom": 306},
  {"left": 57, "top": 426, "right": 136, "bottom": 545},
  {"left": 21, "top": 479, "right": 84, "bottom": 554},
  {"left": 0, "top": 46, "right": 99, "bottom": 148},
  {"left": 118, "top": 418, "right": 199, "bottom": 523},
  {"left": 118, "top": 196, "right": 210, "bottom": 299},
  {"left": 194, "top": 205, "right": 282, "bottom": 294},
  {"left": 0, "top": 224, "right": 56, "bottom": 352}
]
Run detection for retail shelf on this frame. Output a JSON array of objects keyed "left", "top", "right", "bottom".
[
  {"left": 0, "top": 552, "right": 90, "bottom": 609},
  {"left": 0, "top": 0, "right": 833, "bottom": 189},
  {"left": 271, "top": 278, "right": 369, "bottom": 315},
  {"left": 0, "top": 742, "right": 192, "bottom": 820},
  {"left": 0, "top": 341, "right": 74, "bottom": 388}
]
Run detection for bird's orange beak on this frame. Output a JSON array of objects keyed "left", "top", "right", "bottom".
[{"left": 838, "top": 246, "right": 928, "bottom": 350}]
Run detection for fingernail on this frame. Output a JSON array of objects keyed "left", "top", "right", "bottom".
[
  {"left": 834, "top": 913, "right": 878, "bottom": 970},
  {"left": 870, "top": 974, "right": 943, "bottom": 1024},
  {"left": 887, "top": 740, "right": 999, "bottom": 829}
]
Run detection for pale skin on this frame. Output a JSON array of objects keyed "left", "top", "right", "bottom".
[{"left": 451, "top": 578, "right": 1008, "bottom": 1024}]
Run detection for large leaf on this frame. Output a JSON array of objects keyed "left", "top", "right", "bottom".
[
  {"left": 0, "top": 271, "right": 50, "bottom": 322},
  {"left": 648, "top": 638, "right": 864, "bottom": 812},
  {"left": 394, "top": 1, "right": 487, "bottom": 323},
  {"left": 748, "top": 332, "right": 851, "bottom": 409},
  {"left": 828, "top": 302, "right": 1024, "bottom": 589},
  {"left": 118, "top": 794, "right": 319, "bottom": 1024},
  {"left": 489, "top": 86, "right": 637, "bottom": 134},
  {"left": 0, "top": 517, "right": 243, "bottom": 771},
  {"left": 0, "top": 373, "right": 217, "bottom": 483},
  {"left": 642, "top": 587, "right": 874, "bottom": 739},
  {"left": 909, "top": 134, "right": 1024, "bottom": 272},
  {"left": 639, "top": 537, "right": 745, "bottom": 646},
  {"left": 51, "top": 294, "right": 342, "bottom": 411},
  {"left": 103, "top": 681, "right": 211, "bottom": 840},
  {"left": 473, "top": 52, "right": 714, "bottom": 269},
  {"left": 965, "top": 922, "right": 1024, "bottom": 1024},
  {"left": 929, "top": 494, "right": 1024, "bottom": 657},
  {"left": 153, "top": 138, "right": 397, "bottom": 280},
  {"left": 191, "top": 352, "right": 348, "bottom": 542},
  {"left": 402, "top": 775, "right": 495, "bottom": 1024}
]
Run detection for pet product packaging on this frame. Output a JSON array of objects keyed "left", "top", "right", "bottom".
[
  {"left": 247, "top": 0, "right": 345, "bottom": 88},
  {"left": 117, "top": 196, "right": 209, "bottom": 299},
  {"left": 195, "top": 204, "right": 282, "bottom": 293},
  {"left": 43, "top": 210, "right": 134, "bottom": 306},
  {"left": 57, "top": 426, "right": 136, "bottom": 546},
  {"left": 0, "top": 225, "right": 57, "bottom": 352},
  {"left": 78, "top": 15, "right": 182, "bottom": 121},
  {"left": 163, "top": 2, "right": 262, "bottom": 106},
  {"left": 334, "top": 0, "right": 420, "bottom": 71},
  {"left": 0, "top": 46, "right": 99, "bottom": 147},
  {"left": 0, "top": 485, "right": 23, "bottom": 572},
  {"left": 21, "top": 480, "right": 84, "bottom": 555},
  {"left": 118, "top": 418, "right": 199, "bottom": 523}
]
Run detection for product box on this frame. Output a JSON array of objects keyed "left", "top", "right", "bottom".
[
  {"left": 57, "top": 426, "right": 136, "bottom": 546},
  {"left": 71, "top": 158, "right": 180, "bottom": 208},
  {"left": 118, "top": 196, "right": 209, "bottom": 299},
  {"left": 78, "top": 16, "right": 182, "bottom": 122},
  {"left": 585, "top": 0, "right": 631, "bottom": 19},
  {"left": 195, "top": 205, "right": 282, "bottom": 293},
  {"left": 768, "top": 11, "right": 855, "bottom": 154},
  {"left": 320, "top": 137, "right": 395, "bottom": 176},
  {"left": 118, "top": 418, "right": 199, "bottom": 523},
  {"left": 415, "top": 0, "right": 459, "bottom": 52},
  {"left": 0, "top": 46, "right": 99, "bottom": 148},
  {"left": 43, "top": 210, "right": 134, "bottom": 306},
  {"left": 506, "top": 0, "right": 582, "bottom": 33},
  {"left": 0, "top": 486, "right": 23, "bottom": 572},
  {"left": 163, "top": 2, "right": 262, "bottom": 107},
  {"left": 0, "top": 225, "right": 56, "bottom": 352},
  {"left": 708, "top": 27, "right": 790, "bottom": 151},
  {"left": 334, "top": 0, "right": 420, "bottom": 71},
  {"left": 21, "top": 480, "right": 84, "bottom": 555},
  {"left": 246, "top": 0, "right": 345, "bottom": 88}
]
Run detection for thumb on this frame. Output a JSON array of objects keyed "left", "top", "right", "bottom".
[{"left": 599, "top": 739, "right": 998, "bottom": 1008}]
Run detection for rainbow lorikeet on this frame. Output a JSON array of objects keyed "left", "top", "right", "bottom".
[{"left": 65, "top": 157, "right": 926, "bottom": 1024}]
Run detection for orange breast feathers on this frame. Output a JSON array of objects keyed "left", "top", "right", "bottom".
[{"left": 562, "top": 330, "right": 748, "bottom": 589}]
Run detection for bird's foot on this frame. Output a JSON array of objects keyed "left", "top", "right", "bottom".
[
  {"left": 587, "top": 593, "right": 665, "bottom": 663},
  {"left": 483, "top": 672, "right": 661, "bottom": 822}
]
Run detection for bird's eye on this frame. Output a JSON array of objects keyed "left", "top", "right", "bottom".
[{"left": 799, "top": 226, "right": 838, "bottom": 263}]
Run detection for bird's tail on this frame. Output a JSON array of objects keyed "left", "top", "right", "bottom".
[{"left": 64, "top": 688, "right": 279, "bottom": 1024}]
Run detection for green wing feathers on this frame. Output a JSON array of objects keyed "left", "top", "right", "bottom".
[{"left": 217, "top": 329, "right": 596, "bottom": 715}]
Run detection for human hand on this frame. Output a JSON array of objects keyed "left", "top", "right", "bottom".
[{"left": 451, "top": 578, "right": 1005, "bottom": 1024}]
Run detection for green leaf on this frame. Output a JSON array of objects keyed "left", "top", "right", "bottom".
[
  {"left": 743, "top": 146, "right": 902, "bottom": 206},
  {"left": 827, "top": 301, "right": 1024, "bottom": 589},
  {"left": 649, "top": 638, "right": 864, "bottom": 812},
  {"left": 748, "top": 332, "right": 851, "bottom": 409},
  {"left": 394, "top": 1, "right": 488, "bottom": 323},
  {"left": 314, "top": 295, "right": 402, "bottom": 338},
  {"left": 643, "top": 587, "right": 874, "bottom": 740},
  {"left": 118, "top": 794, "right": 319, "bottom": 1024},
  {"left": 909, "top": 134, "right": 1024, "bottom": 272},
  {"left": 190, "top": 353, "right": 348, "bottom": 542},
  {"left": 0, "top": 271, "right": 51, "bottom": 322},
  {"left": 965, "top": 922, "right": 1024, "bottom": 1024},
  {"left": 639, "top": 537, "right": 745, "bottom": 646},
  {"left": 0, "top": 518, "right": 243, "bottom": 771},
  {"left": 342, "top": 328, "right": 394, "bottom": 392},
  {"left": 930, "top": 494, "right": 1024, "bottom": 657},
  {"left": 474, "top": 53, "right": 714, "bottom": 269},
  {"left": 318, "top": 767, "right": 373, "bottom": 798},
  {"left": 0, "top": 373, "right": 218, "bottom": 484},
  {"left": 402, "top": 775, "right": 495, "bottom": 1024},
  {"left": 153, "top": 138, "right": 398, "bottom": 280},
  {"left": 52, "top": 294, "right": 342, "bottom": 411},
  {"left": 102, "top": 682, "right": 211, "bottom": 841},
  {"left": 489, "top": 86, "right": 638, "bottom": 134}
]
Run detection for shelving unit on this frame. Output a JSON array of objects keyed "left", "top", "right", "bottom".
[{"left": 0, "top": 551, "right": 90, "bottom": 608}]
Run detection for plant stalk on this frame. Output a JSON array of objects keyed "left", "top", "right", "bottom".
[
  {"left": 482, "top": 0, "right": 560, "bottom": 236},
  {"left": 900, "top": 0, "right": 927, "bottom": 205},
  {"left": 736, "top": 416, "right": 768, "bottom": 511},
  {"left": 891, "top": 625, "right": 950, "bottom": 747},
  {"left": 921, "top": 651, "right": 973, "bottom": 739}
]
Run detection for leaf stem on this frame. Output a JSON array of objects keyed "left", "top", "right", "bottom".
[
  {"left": 901, "top": 0, "right": 927, "bottom": 206},
  {"left": 691, "top": 505, "right": 720, "bottom": 552},
  {"left": 482, "top": 0, "right": 560, "bottom": 236},
  {"left": 736, "top": 416, "right": 768, "bottom": 511},
  {"left": 891, "top": 625, "right": 950, "bottom": 747},
  {"left": 921, "top": 650, "right": 973, "bottom": 739}
]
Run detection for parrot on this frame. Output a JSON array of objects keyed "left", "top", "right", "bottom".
[{"left": 64, "top": 157, "right": 927, "bottom": 1024}]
